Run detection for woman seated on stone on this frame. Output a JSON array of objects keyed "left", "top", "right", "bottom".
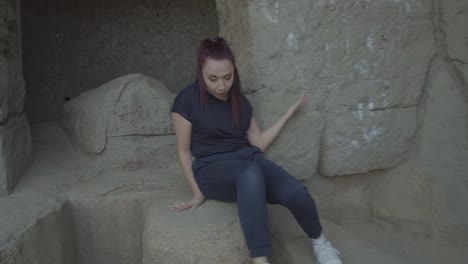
[{"left": 170, "top": 37, "right": 342, "bottom": 264}]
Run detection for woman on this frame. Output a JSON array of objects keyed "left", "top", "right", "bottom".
[{"left": 170, "top": 37, "right": 342, "bottom": 264}]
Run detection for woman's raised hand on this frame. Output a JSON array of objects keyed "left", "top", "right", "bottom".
[
  {"left": 287, "top": 92, "right": 308, "bottom": 117},
  {"left": 169, "top": 193, "right": 205, "bottom": 212}
]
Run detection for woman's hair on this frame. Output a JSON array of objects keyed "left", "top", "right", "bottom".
[{"left": 196, "top": 37, "right": 243, "bottom": 128}]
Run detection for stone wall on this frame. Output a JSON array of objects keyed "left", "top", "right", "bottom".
[
  {"left": 4, "top": 0, "right": 466, "bottom": 242},
  {"left": 372, "top": 0, "right": 468, "bottom": 243},
  {"left": 0, "top": 0, "right": 32, "bottom": 196},
  {"left": 217, "top": 0, "right": 433, "bottom": 179},
  {"left": 22, "top": 0, "right": 219, "bottom": 123},
  {"left": 216, "top": 0, "right": 468, "bottom": 242}
]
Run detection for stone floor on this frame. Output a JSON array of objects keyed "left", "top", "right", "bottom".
[{"left": 0, "top": 122, "right": 467, "bottom": 263}]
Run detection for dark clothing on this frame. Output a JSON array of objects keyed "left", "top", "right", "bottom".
[
  {"left": 194, "top": 146, "right": 323, "bottom": 257},
  {"left": 172, "top": 83, "right": 322, "bottom": 257},
  {"left": 172, "top": 82, "right": 253, "bottom": 159}
]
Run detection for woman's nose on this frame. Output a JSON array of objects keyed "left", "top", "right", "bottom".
[{"left": 219, "top": 81, "right": 225, "bottom": 90}]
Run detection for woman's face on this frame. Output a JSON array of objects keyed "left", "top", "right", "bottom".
[{"left": 202, "top": 58, "right": 235, "bottom": 101}]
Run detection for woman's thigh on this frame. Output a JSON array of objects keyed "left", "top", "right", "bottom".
[
  {"left": 253, "top": 154, "right": 308, "bottom": 204},
  {"left": 195, "top": 159, "right": 254, "bottom": 202}
]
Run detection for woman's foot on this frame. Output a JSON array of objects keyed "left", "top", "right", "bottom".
[
  {"left": 312, "top": 234, "right": 342, "bottom": 264},
  {"left": 252, "top": 256, "right": 269, "bottom": 264}
]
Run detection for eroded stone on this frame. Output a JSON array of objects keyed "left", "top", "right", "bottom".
[
  {"left": 0, "top": 115, "right": 32, "bottom": 195},
  {"left": 62, "top": 74, "right": 175, "bottom": 169}
]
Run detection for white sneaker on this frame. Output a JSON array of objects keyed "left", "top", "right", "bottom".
[{"left": 312, "top": 240, "right": 342, "bottom": 264}]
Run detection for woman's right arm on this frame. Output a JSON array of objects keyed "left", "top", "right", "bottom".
[{"left": 169, "top": 113, "right": 204, "bottom": 212}]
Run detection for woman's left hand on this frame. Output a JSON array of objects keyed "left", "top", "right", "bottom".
[
  {"left": 169, "top": 194, "right": 205, "bottom": 212},
  {"left": 287, "top": 93, "right": 308, "bottom": 117}
]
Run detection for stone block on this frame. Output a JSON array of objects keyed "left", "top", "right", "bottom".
[
  {"left": 0, "top": 115, "right": 33, "bottom": 195},
  {"left": 62, "top": 74, "right": 176, "bottom": 169},
  {"left": 217, "top": 0, "right": 433, "bottom": 176}
]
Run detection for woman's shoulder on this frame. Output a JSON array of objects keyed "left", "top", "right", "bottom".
[
  {"left": 176, "top": 82, "right": 198, "bottom": 100},
  {"left": 172, "top": 82, "right": 199, "bottom": 120}
]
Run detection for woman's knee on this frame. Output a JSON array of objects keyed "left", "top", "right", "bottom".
[
  {"left": 279, "top": 185, "right": 312, "bottom": 206},
  {"left": 236, "top": 163, "right": 265, "bottom": 190}
]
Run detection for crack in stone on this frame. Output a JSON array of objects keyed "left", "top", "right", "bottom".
[
  {"left": 414, "top": 0, "right": 468, "bottom": 142},
  {"left": 107, "top": 132, "right": 174, "bottom": 138},
  {"left": 447, "top": 58, "right": 467, "bottom": 65},
  {"left": 371, "top": 104, "right": 418, "bottom": 111},
  {"left": 99, "top": 182, "right": 174, "bottom": 197},
  {"left": 433, "top": 0, "right": 468, "bottom": 97},
  {"left": 436, "top": 0, "right": 468, "bottom": 140},
  {"left": 412, "top": 0, "right": 442, "bottom": 144},
  {"left": 347, "top": 104, "right": 418, "bottom": 112}
]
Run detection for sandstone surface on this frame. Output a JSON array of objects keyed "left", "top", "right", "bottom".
[{"left": 62, "top": 74, "right": 175, "bottom": 169}]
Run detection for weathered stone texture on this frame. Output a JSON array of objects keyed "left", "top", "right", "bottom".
[
  {"left": 0, "top": 204, "right": 75, "bottom": 264},
  {"left": 71, "top": 198, "right": 143, "bottom": 264},
  {"left": 416, "top": 64, "right": 468, "bottom": 240},
  {"left": 442, "top": 0, "right": 468, "bottom": 63},
  {"left": 0, "top": 0, "right": 25, "bottom": 123},
  {"left": 99, "top": 135, "right": 175, "bottom": 170},
  {"left": 0, "top": 115, "right": 33, "bottom": 195},
  {"left": 0, "top": 57, "right": 25, "bottom": 123},
  {"left": 217, "top": 0, "right": 434, "bottom": 177},
  {"left": 142, "top": 199, "right": 249, "bottom": 264},
  {"left": 370, "top": 0, "right": 468, "bottom": 240},
  {"left": 441, "top": 0, "right": 468, "bottom": 140},
  {"left": 62, "top": 74, "right": 176, "bottom": 169},
  {"left": 216, "top": 0, "right": 258, "bottom": 94},
  {"left": 0, "top": 0, "right": 32, "bottom": 195},
  {"left": 320, "top": 107, "right": 416, "bottom": 176},
  {"left": 248, "top": 92, "right": 324, "bottom": 180},
  {"left": 0, "top": 191, "right": 251, "bottom": 264}
]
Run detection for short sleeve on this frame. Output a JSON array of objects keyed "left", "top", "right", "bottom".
[
  {"left": 243, "top": 95, "right": 253, "bottom": 120},
  {"left": 172, "top": 90, "right": 192, "bottom": 122}
]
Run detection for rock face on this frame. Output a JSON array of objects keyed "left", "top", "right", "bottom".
[
  {"left": 0, "top": 0, "right": 24, "bottom": 121},
  {"left": 0, "top": 115, "right": 32, "bottom": 195},
  {"left": 62, "top": 74, "right": 176, "bottom": 169},
  {"left": 372, "top": 0, "right": 468, "bottom": 242},
  {"left": 217, "top": 0, "right": 433, "bottom": 177},
  {"left": 441, "top": 0, "right": 468, "bottom": 140},
  {"left": 320, "top": 106, "right": 416, "bottom": 176},
  {"left": 0, "top": 0, "right": 33, "bottom": 195}
]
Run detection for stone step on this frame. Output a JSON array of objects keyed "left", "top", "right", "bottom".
[
  {"left": 141, "top": 192, "right": 250, "bottom": 264},
  {"left": 269, "top": 206, "right": 406, "bottom": 264}
]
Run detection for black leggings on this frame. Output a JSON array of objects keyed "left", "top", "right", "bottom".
[{"left": 193, "top": 146, "right": 323, "bottom": 257}]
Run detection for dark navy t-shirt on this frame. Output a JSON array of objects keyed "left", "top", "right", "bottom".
[{"left": 172, "top": 82, "right": 253, "bottom": 159}]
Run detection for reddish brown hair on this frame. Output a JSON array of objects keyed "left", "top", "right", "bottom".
[{"left": 196, "top": 37, "right": 243, "bottom": 128}]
